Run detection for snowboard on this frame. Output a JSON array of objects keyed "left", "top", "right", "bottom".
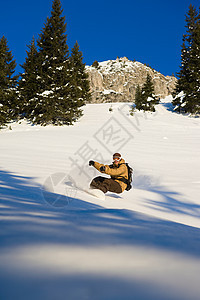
[
  {"left": 78, "top": 187, "right": 124, "bottom": 201},
  {"left": 67, "top": 176, "right": 105, "bottom": 200},
  {"left": 67, "top": 176, "right": 123, "bottom": 200},
  {"left": 82, "top": 187, "right": 105, "bottom": 200}
]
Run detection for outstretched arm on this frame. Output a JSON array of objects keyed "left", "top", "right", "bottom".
[{"left": 89, "top": 161, "right": 106, "bottom": 173}]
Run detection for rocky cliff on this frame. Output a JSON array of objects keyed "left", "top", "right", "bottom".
[{"left": 86, "top": 57, "right": 177, "bottom": 103}]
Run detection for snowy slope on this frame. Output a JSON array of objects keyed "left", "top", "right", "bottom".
[{"left": 0, "top": 97, "right": 200, "bottom": 300}]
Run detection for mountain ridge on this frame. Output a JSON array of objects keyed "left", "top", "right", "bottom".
[{"left": 86, "top": 57, "right": 177, "bottom": 103}]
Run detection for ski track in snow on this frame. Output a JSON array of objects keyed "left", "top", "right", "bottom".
[{"left": 0, "top": 96, "right": 200, "bottom": 300}]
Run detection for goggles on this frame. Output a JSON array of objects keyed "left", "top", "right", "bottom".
[{"left": 113, "top": 157, "right": 121, "bottom": 161}]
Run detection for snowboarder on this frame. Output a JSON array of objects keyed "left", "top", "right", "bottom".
[{"left": 89, "top": 153, "right": 128, "bottom": 194}]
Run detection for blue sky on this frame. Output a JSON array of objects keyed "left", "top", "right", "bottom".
[{"left": 0, "top": 0, "right": 199, "bottom": 76}]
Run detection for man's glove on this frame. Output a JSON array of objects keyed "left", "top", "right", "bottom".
[
  {"left": 89, "top": 160, "right": 94, "bottom": 166},
  {"left": 100, "top": 166, "right": 105, "bottom": 172}
]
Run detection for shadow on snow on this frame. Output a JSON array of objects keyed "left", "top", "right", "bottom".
[
  {"left": 1, "top": 169, "right": 200, "bottom": 300},
  {"left": 0, "top": 169, "right": 200, "bottom": 256},
  {"left": 133, "top": 172, "right": 200, "bottom": 218}
]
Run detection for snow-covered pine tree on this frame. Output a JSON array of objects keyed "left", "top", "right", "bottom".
[
  {"left": 0, "top": 103, "right": 8, "bottom": 128},
  {"left": 134, "top": 84, "right": 142, "bottom": 110},
  {"left": 140, "top": 74, "right": 156, "bottom": 112},
  {"left": 0, "top": 36, "right": 18, "bottom": 127},
  {"left": 172, "top": 40, "right": 189, "bottom": 113},
  {"left": 173, "top": 5, "right": 200, "bottom": 114},
  {"left": 69, "top": 41, "right": 91, "bottom": 119},
  {"left": 18, "top": 37, "right": 40, "bottom": 119},
  {"left": 34, "top": 0, "right": 73, "bottom": 125}
]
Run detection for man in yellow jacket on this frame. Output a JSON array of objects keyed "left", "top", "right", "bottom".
[{"left": 89, "top": 153, "right": 128, "bottom": 194}]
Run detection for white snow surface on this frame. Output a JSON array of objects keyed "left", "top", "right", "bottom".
[{"left": 0, "top": 95, "right": 200, "bottom": 300}]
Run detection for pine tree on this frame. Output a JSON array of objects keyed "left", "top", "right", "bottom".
[
  {"left": 0, "top": 36, "right": 18, "bottom": 127},
  {"left": 18, "top": 37, "right": 40, "bottom": 118},
  {"left": 33, "top": 0, "right": 72, "bottom": 125},
  {"left": 134, "top": 84, "right": 143, "bottom": 110},
  {"left": 173, "top": 5, "right": 200, "bottom": 114},
  {"left": 92, "top": 60, "right": 99, "bottom": 68},
  {"left": 69, "top": 41, "right": 91, "bottom": 119},
  {"left": 141, "top": 74, "right": 156, "bottom": 111},
  {"left": 0, "top": 102, "right": 8, "bottom": 128}
]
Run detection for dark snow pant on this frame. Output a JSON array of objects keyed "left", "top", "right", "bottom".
[{"left": 90, "top": 176, "right": 122, "bottom": 194}]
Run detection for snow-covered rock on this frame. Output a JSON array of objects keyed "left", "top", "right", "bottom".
[{"left": 86, "top": 57, "right": 177, "bottom": 103}]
